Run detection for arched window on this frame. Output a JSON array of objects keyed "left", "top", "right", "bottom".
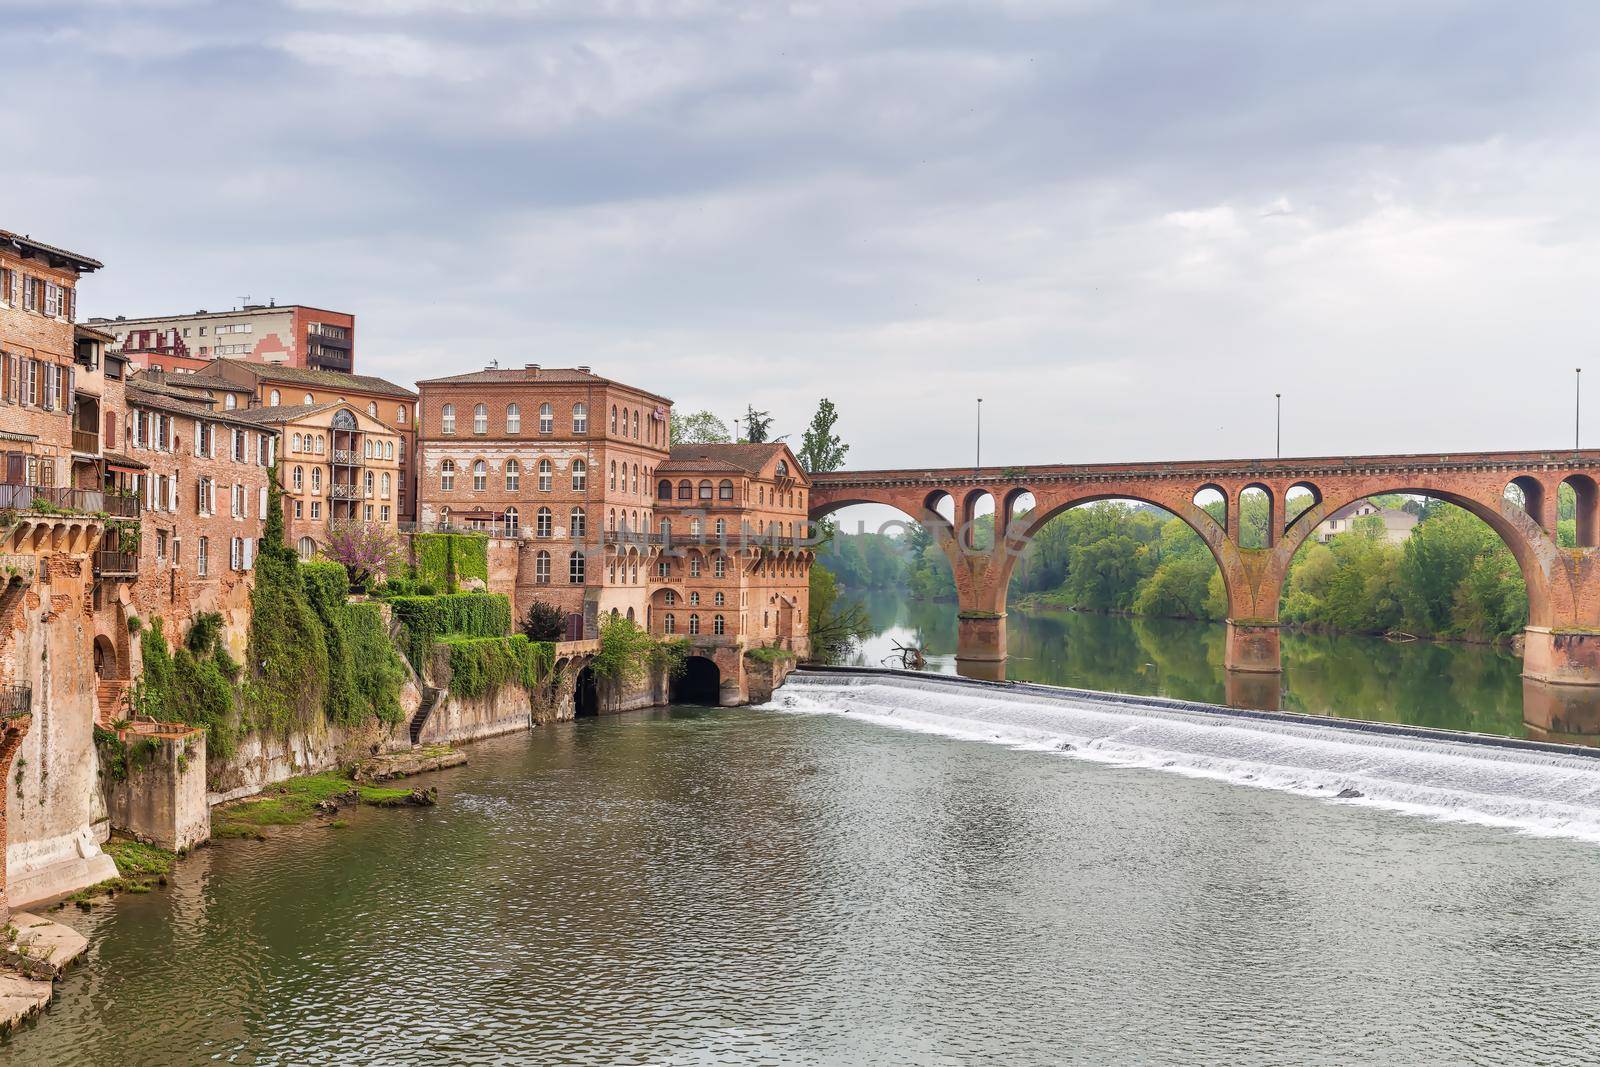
[
  {"left": 572, "top": 402, "right": 588, "bottom": 433},
  {"left": 570, "top": 507, "right": 586, "bottom": 537},
  {"left": 440, "top": 459, "right": 455, "bottom": 491},
  {"left": 397, "top": 405, "right": 407, "bottom": 424},
  {"left": 440, "top": 506, "right": 450, "bottom": 526},
  {"left": 506, "top": 403, "right": 520, "bottom": 433},
  {"left": 631, "top": 464, "right": 638, "bottom": 494},
  {"left": 775, "top": 460, "right": 788, "bottom": 477},
  {"left": 657, "top": 479, "right": 671, "bottom": 499},
  {"left": 608, "top": 508, "right": 616, "bottom": 531},
  {"left": 714, "top": 591, "right": 724, "bottom": 606},
  {"left": 689, "top": 614, "right": 700, "bottom": 635},
  {"left": 312, "top": 467, "right": 323, "bottom": 492},
  {"left": 689, "top": 555, "right": 701, "bottom": 577},
  {"left": 503, "top": 507, "right": 519, "bottom": 537},
  {"left": 385, "top": 441, "right": 393, "bottom": 459},
  {"left": 689, "top": 591, "right": 700, "bottom": 607},
  {"left": 538, "top": 459, "right": 552, "bottom": 492},
  {"left": 304, "top": 393, "right": 315, "bottom": 405},
  {"left": 299, "top": 536, "right": 316, "bottom": 559},
  {"left": 698, "top": 480, "right": 713, "bottom": 500},
  {"left": 632, "top": 410, "right": 639, "bottom": 438},
  {"left": 534, "top": 550, "right": 551, "bottom": 584},
  {"left": 569, "top": 551, "right": 585, "bottom": 584},
  {"left": 364, "top": 440, "right": 373, "bottom": 459},
  {"left": 536, "top": 507, "right": 552, "bottom": 537},
  {"left": 270, "top": 389, "right": 281, "bottom": 406},
  {"left": 381, "top": 472, "right": 391, "bottom": 498},
  {"left": 472, "top": 459, "right": 487, "bottom": 491},
  {"left": 571, "top": 459, "right": 587, "bottom": 490},
  {"left": 714, "top": 519, "right": 725, "bottom": 537},
  {"left": 689, "top": 517, "right": 701, "bottom": 537},
  {"left": 368, "top": 401, "right": 377, "bottom": 417},
  {"left": 714, "top": 555, "right": 726, "bottom": 578},
  {"left": 713, "top": 615, "right": 725, "bottom": 635},
  {"left": 677, "top": 480, "right": 692, "bottom": 500},
  {"left": 664, "top": 613, "right": 676, "bottom": 634},
  {"left": 539, "top": 403, "right": 553, "bottom": 433},
  {"left": 609, "top": 461, "right": 617, "bottom": 489},
  {"left": 660, "top": 519, "right": 672, "bottom": 539},
  {"left": 719, "top": 479, "right": 734, "bottom": 500},
  {"left": 505, "top": 459, "right": 520, "bottom": 491},
  {"left": 610, "top": 405, "right": 618, "bottom": 432},
  {"left": 441, "top": 404, "right": 456, "bottom": 433},
  {"left": 292, "top": 466, "right": 304, "bottom": 491},
  {"left": 473, "top": 403, "right": 487, "bottom": 434},
  {"left": 292, "top": 433, "right": 302, "bottom": 452}
]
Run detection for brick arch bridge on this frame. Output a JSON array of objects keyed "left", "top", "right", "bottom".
[{"left": 809, "top": 449, "right": 1600, "bottom": 693}]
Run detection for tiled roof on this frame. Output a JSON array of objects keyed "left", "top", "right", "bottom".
[
  {"left": 124, "top": 385, "right": 266, "bottom": 429},
  {"left": 0, "top": 229, "right": 103, "bottom": 271},
  {"left": 209, "top": 358, "right": 417, "bottom": 400},
  {"left": 660, "top": 443, "right": 787, "bottom": 475},
  {"left": 104, "top": 451, "right": 149, "bottom": 470},
  {"left": 223, "top": 403, "right": 338, "bottom": 425},
  {"left": 415, "top": 366, "right": 671, "bottom": 404}
]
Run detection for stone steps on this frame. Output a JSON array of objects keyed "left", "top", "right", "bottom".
[
  {"left": 96, "top": 680, "right": 128, "bottom": 725},
  {"left": 409, "top": 686, "right": 443, "bottom": 746}
]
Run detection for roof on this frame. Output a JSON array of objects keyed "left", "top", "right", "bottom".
[
  {"left": 1325, "top": 500, "right": 1417, "bottom": 523},
  {"left": 84, "top": 304, "right": 346, "bottom": 324},
  {"left": 223, "top": 403, "right": 339, "bottom": 425},
  {"left": 127, "top": 371, "right": 218, "bottom": 402},
  {"left": 104, "top": 451, "right": 149, "bottom": 471},
  {"left": 0, "top": 229, "right": 102, "bottom": 272},
  {"left": 124, "top": 385, "right": 269, "bottom": 429},
  {"left": 75, "top": 323, "right": 117, "bottom": 343},
  {"left": 206, "top": 358, "right": 416, "bottom": 400},
  {"left": 415, "top": 365, "right": 671, "bottom": 405},
  {"left": 660, "top": 442, "right": 796, "bottom": 477}
]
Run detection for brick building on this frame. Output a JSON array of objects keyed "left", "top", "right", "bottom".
[
  {"left": 651, "top": 442, "right": 812, "bottom": 657},
  {"left": 228, "top": 402, "right": 402, "bottom": 559},
  {"left": 88, "top": 303, "right": 356, "bottom": 373},
  {"left": 415, "top": 364, "right": 672, "bottom": 627},
  {"left": 151, "top": 359, "right": 418, "bottom": 521}
]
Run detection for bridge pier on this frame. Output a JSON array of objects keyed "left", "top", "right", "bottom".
[
  {"left": 1522, "top": 627, "right": 1600, "bottom": 687},
  {"left": 1224, "top": 669, "right": 1283, "bottom": 712},
  {"left": 1224, "top": 620, "right": 1281, "bottom": 674},
  {"left": 955, "top": 611, "right": 1007, "bottom": 668}
]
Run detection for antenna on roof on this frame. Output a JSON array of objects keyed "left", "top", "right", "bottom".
[
  {"left": 488, "top": 359, "right": 499, "bottom": 369},
  {"left": 238, "top": 295, "right": 250, "bottom": 310}
]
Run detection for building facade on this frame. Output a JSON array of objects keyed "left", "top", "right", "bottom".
[
  {"left": 88, "top": 304, "right": 356, "bottom": 374},
  {"left": 415, "top": 364, "right": 672, "bottom": 625}
]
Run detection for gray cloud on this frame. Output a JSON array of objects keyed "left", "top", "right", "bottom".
[{"left": 11, "top": 0, "right": 1600, "bottom": 471}]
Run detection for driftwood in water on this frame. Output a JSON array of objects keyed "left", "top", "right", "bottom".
[{"left": 883, "top": 640, "right": 926, "bottom": 671}]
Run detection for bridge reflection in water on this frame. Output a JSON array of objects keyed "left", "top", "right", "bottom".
[{"left": 840, "top": 593, "right": 1600, "bottom": 747}]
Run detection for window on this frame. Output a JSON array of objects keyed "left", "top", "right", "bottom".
[
  {"left": 381, "top": 472, "right": 391, "bottom": 498},
  {"left": 714, "top": 591, "right": 725, "bottom": 606},
  {"left": 713, "top": 615, "right": 725, "bottom": 635},
  {"left": 699, "top": 480, "right": 713, "bottom": 500},
  {"left": 365, "top": 470, "right": 375, "bottom": 498},
  {"left": 197, "top": 537, "right": 209, "bottom": 576},
  {"left": 609, "top": 461, "right": 617, "bottom": 489},
  {"left": 632, "top": 464, "right": 639, "bottom": 495},
  {"left": 570, "top": 507, "right": 586, "bottom": 537},
  {"left": 664, "top": 613, "right": 676, "bottom": 634},
  {"left": 506, "top": 403, "right": 520, "bottom": 433},
  {"left": 473, "top": 403, "right": 487, "bottom": 434},
  {"left": 315, "top": 435, "right": 324, "bottom": 454},
  {"left": 503, "top": 507, "right": 519, "bottom": 537},
  {"left": 689, "top": 614, "right": 701, "bottom": 635},
  {"left": 535, "top": 550, "right": 551, "bottom": 584},
  {"left": 538, "top": 459, "right": 552, "bottom": 492},
  {"left": 714, "top": 556, "right": 726, "bottom": 578},
  {"left": 677, "top": 480, "right": 692, "bottom": 500},
  {"left": 611, "top": 405, "right": 618, "bottom": 432},
  {"left": 312, "top": 467, "right": 323, "bottom": 492},
  {"left": 381, "top": 505, "right": 390, "bottom": 522},
  {"left": 572, "top": 403, "right": 587, "bottom": 433},
  {"left": 719, "top": 479, "right": 734, "bottom": 500},
  {"left": 293, "top": 466, "right": 304, "bottom": 491},
  {"left": 539, "top": 403, "right": 553, "bottom": 433},
  {"left": 658, "top": 479, "right": 672, "bottom": 499},
  {"left": 665, "top": 590, "right": 677, "bottom": 606},
  {"left": 715, "top": 519, "right": 725, "bottom": 537},
  {"left": 506, "top": 459, "right": 520, "bottom": 491},
  {"left": 292, "top": 433, "right": 302, "bottom": 452},
  {"left": 571, "top": 459, "right": 587, "bottom": 491},
  {"left": 536, "top": 507, "right": 552, "bottom": 537},
  {"left": 657, "top": 559, "right": 670, "bottom": 579},
  {"left": 441, "top": 404, "right": 456, "bottom": 433},
  {"left": 311, "top": 501, "right": 321, "bottom": 519},
  {"left": 473, "top": 460, "right": 487, "bottom": 491},
  {"left": 689, "top": 556, "right": 701, "bottom": 578},
  {"left": 368, "top": 401, "right": 377, "bottom": 417},
  {"left": 230, "top": 537, "right": 242, "bottom": 571},
  {"left": 269, "top": 389, "right": 281, "bottom": 406},
  {"left": 298, "top": 537, "right": 316, "bottom": 560},
  {"left": 440, "top": 459, "right": 455, "bottom": 490},
  {"left": 304, "top": 393, "right": 314, "bottom": 405},
  {"left": 295, "top": 500, "right": 303, "bottom": 519},
  {"left": 689, "top": 518, "right": 701, "bottom": 537},
  {"left": 689, "top": 591, "right": 700, "bottom": 606},
  {"left": 569, "top": 551, "right": 585, "bottom": 584},
  {"left": 392, "top": 405, "right": 405, "bottom": 425},
  {"left": 365, "top": 440, "right": 373, "bottom": 459}
]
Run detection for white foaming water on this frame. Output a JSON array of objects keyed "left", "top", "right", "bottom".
[{"left": 763, "top": 673, "right": 1600, "bottom": 845}]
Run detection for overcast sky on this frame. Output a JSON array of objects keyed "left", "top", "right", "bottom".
[{"left": 9, "top": 0, "right": 1600, "bottom": 471}]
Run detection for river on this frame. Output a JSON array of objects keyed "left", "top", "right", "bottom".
[
  {"left": 6, "top": 701, "right": 1600, "bottom": 1065},
  {"left": 836, "top": 590, "right": 1586, "bottom": 743}
]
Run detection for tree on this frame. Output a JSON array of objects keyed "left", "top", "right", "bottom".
[
  {"left": 521, "top": 598, "right": 567, "bottom": 642},
  {"left": 807, "top": 564, "right": 871, "bottom": 661},
  {"left": 742, "top": 406, "right": 773, "bottom": 444},
  {"left": 322, "top": 521, "right": 401, "bottom": 591},
  {"left": 798, "top": 398, "right": 848, "bottom": 473},
  {"left": 670, "top": 410, "right": 731, "bottom": 446}
]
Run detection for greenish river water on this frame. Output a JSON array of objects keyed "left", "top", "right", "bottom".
[
  {"left": 838, "top": 591, "right": 1584, "bottom": 742},
  {"left": 5, "top": 705, "right": 1600, "bottom": 1065}
]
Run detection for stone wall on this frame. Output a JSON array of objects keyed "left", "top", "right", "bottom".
[{"left": 103, "top": 725, "right": 209, "bottom": 852}]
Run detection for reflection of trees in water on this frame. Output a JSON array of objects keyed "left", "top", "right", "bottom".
[{"left": 851, "top": 592, "right": 1527, "bottom": 738}]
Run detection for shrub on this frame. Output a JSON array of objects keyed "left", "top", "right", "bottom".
[
  {"left": 521, "top": 599, "right": 567, "bottom": 642},
  {"left": 414, "top": 533, "right": 490, "bottom": 592}
]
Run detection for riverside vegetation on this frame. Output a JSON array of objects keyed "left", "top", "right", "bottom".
[{"left": 819, "top": 489, "right": 1587, "bottom": 644}]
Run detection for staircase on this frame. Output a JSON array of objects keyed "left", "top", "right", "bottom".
[
  {"left": 409, "top": 686, "right": 443, "bottom": 746},
  {"left": 96, "top": 680, "right": 129, "bottom": 726}
]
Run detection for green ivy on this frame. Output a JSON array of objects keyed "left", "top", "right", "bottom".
[
  {"left": 390, "top": 592, "right": 513, "bottom": 669},
  {"left": 413, "top": 533, "right": 489, "bottom": 592},
  {"left": 93, "top": 725, "right": 160, "bottom": 783},
  {"left": 137, "top": 618, "right": 240, "bottom": 759},
  {"left": 333, "top": 602, "right": 408, "bottom": 724},
  {"left": 441, "top": 634, "right": 555, "bottom": 698}
]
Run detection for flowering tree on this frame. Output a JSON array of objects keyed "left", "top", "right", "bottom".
[{"left": 322, "top": 521, "right": 401, "bottom": 590}]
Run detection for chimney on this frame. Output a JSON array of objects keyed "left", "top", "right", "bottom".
[
  {"left": 577, "top": 365, "right": 591, "bottom": 374},
  {"left": 525, "top": 363, "right": 540, "bottom": 376}
]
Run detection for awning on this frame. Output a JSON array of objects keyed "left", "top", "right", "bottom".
[{"left": 104, "top": 451, "right": 149, "bottom": 472}]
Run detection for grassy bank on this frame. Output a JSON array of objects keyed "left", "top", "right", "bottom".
[{"left": 213, "top": 771, "right": 425, "bottom": 839}]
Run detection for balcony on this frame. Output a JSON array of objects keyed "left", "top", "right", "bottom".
[
  {"left": 332, "top": 449, "right": 360, "bottom": 466},
  {"left": 0, "top": 685, "right": 30, "bottom": 720},
  {"left": 94, "top": 549, "right": 140, "bottom": 577},
  {"left": 329, "top": 483, "right": 361, "bottom": 500},
  {"left": 0, "top": 484, "right": 136, "bottom": 517},
  {"left": 72, "top": 429, "right": 99, "bottom": 455}
]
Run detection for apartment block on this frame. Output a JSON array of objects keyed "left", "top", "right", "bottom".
[{"left": 89, "top": 304, "right": 356, "bottom": 374}]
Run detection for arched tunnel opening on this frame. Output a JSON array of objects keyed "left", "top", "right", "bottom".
[
  {"left": 671, "top": 656, "right": 721, "bottom": 706},
  {"left": 573, "top": 665, "right": 599, "bottom": 719}
]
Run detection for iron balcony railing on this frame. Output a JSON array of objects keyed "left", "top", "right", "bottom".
[
  {"left": 0, "top": 484, "right": 138, "bottom": 517},
  {"left": 0, "top": 685, "right": 32, "bottom": 719},
  {"left": 94, "top": 550, "right": 140, "bottom": 577}
]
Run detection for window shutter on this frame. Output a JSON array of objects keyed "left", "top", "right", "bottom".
[
  {"left": 168, "top": 475, "right": 178, "bottom": 512},
  {"left": 243, "top": 538, "right": 254, "bottom": 570},
  {"left": 259, "top": 487, "right": 267, "bottom": 517}
]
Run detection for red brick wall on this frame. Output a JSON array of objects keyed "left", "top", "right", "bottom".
[{"left": 0, "top": 246, "right": 84, "bottom": 481}]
